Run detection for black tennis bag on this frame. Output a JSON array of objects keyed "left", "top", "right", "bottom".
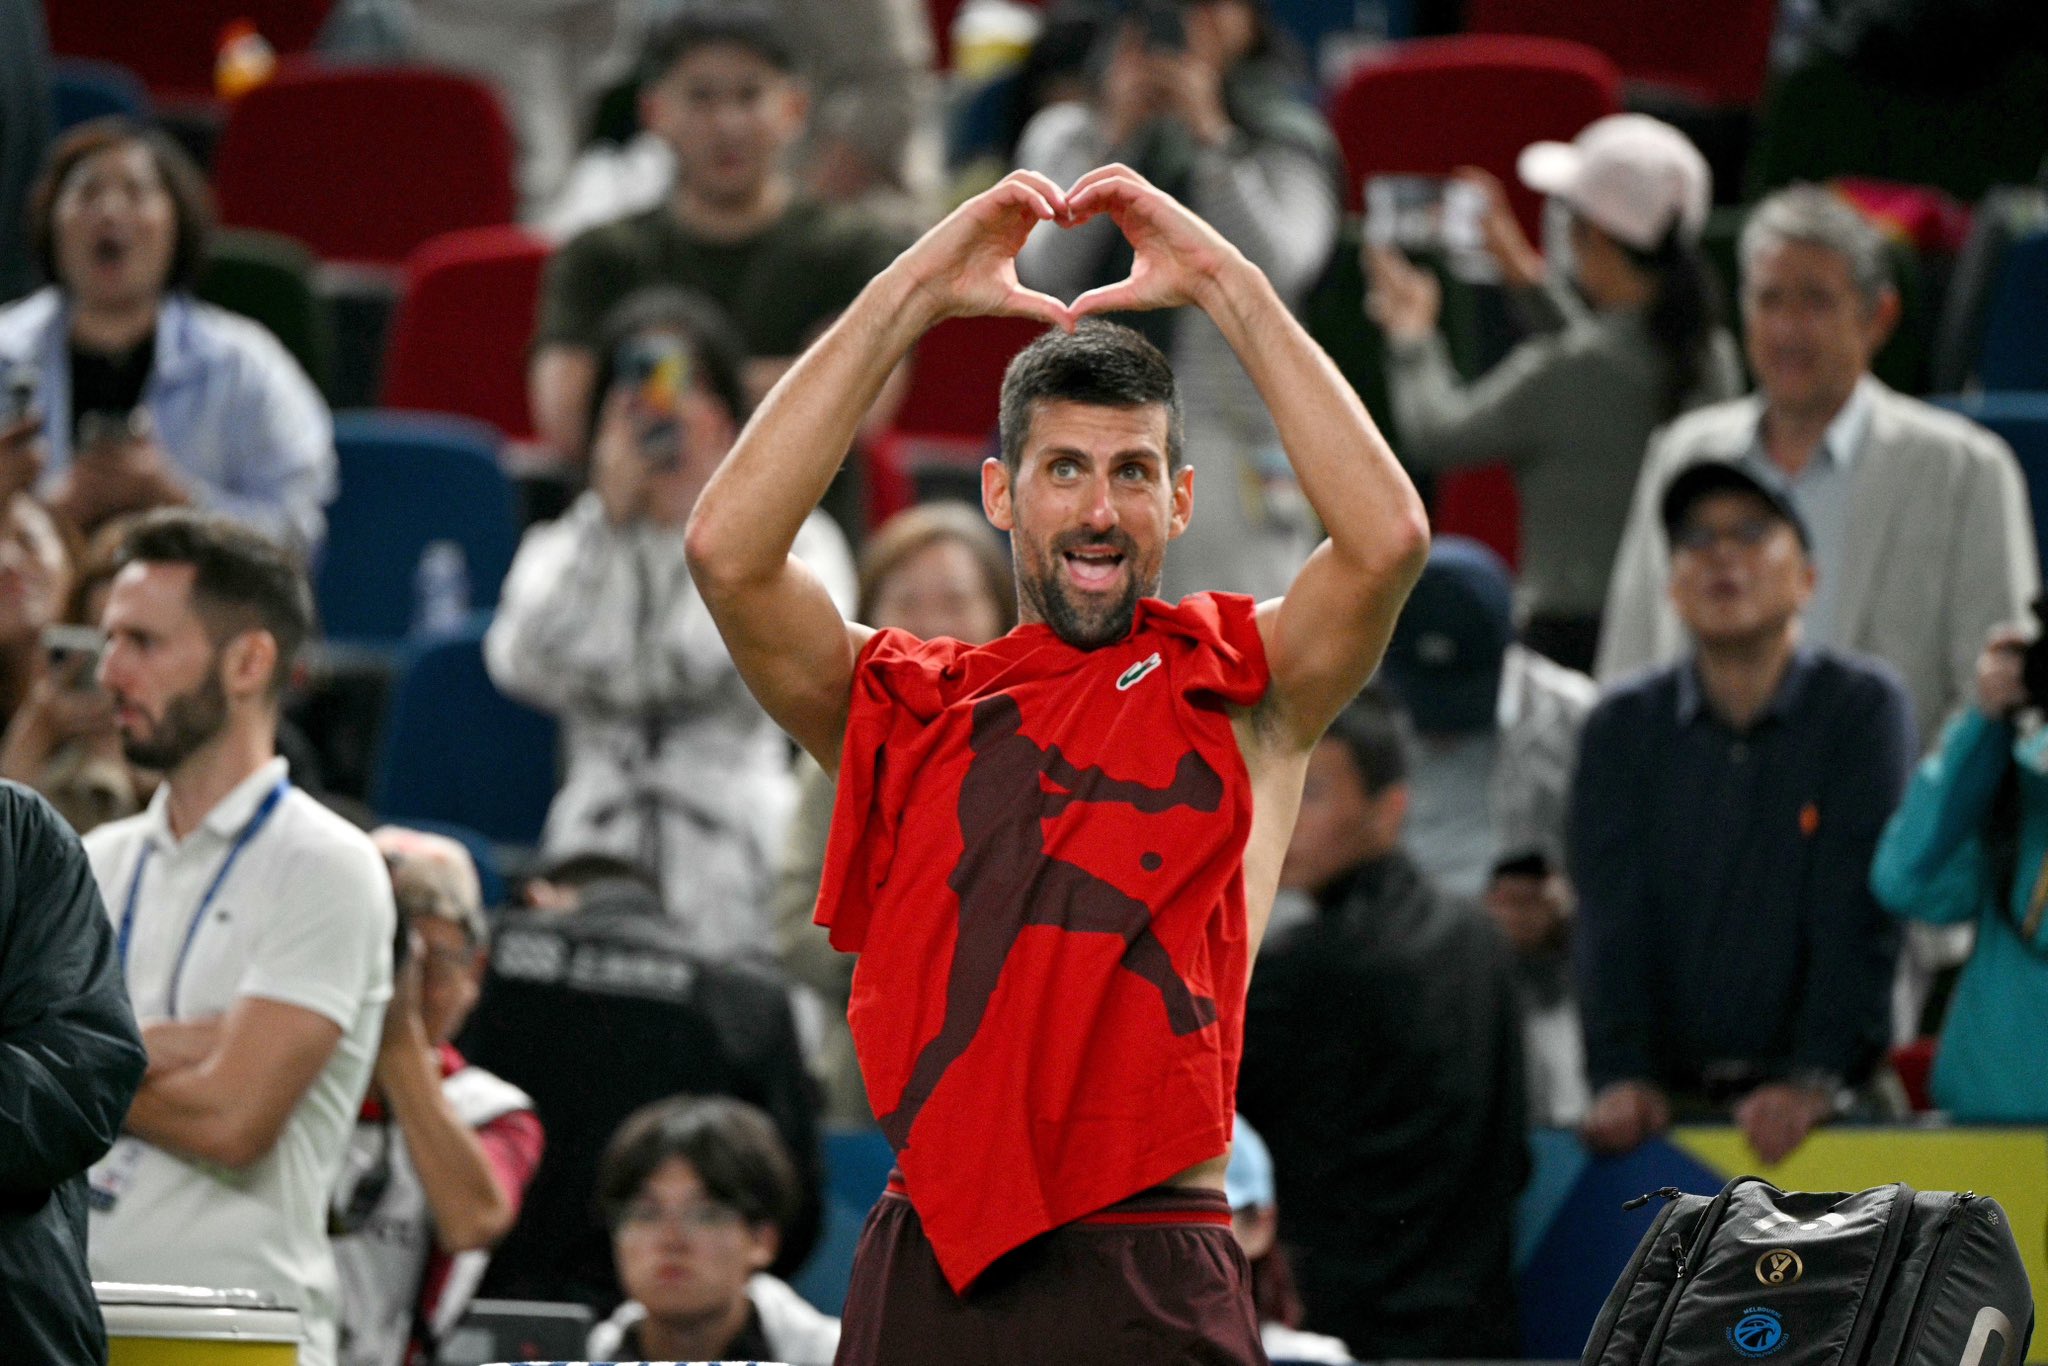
[{"left": 1582, "top": 1177, "right": 2034, "bottom": 1366}]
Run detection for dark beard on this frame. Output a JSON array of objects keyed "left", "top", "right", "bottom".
[
  {"left": 1021, "top": 530, "right": 1153, "bottom": 650},
  {"left": 121, "top": 665, "right": 229, "bottom": 772}
]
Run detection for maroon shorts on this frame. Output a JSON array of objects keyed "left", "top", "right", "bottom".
[{"left": 833, "top": 1178, "right": 1268, "bottom": 1366}]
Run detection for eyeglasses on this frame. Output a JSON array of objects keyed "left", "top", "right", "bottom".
[
  {"left": 1673, "top": 516, "right": 1779, "bottom": 553},
  {"left": 614, "top": 1197, "right": 749, "bottom": 1237}
]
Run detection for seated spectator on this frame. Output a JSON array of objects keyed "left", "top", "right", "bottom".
[
  {"left": 772, "top": 499, "right": 1014, "bottom": 1124},
  {"left": 461, "top": 865, "right": 822, "bottom": 1312},
  {"left": 487, "top": 288, "right": 854, "bottom": 958},
  {"left": 1367, "top": 115, "right": 1743, "bottom": 672},
  {"left": 331, "top": 827, "right": 543, "bottom": 1366},
  {"left": 0, "top": 507, "right": 146, "bottom": 833},
  {"left": 1870, "top": 624, "right": 2048, "bottom": 1121},
  {"left": 1239, "top": 686, "right": 1528, "bottom": 1360},
  {"left": 1378, "top": 535, "right": 1594, "bottom": 1126},
  {"left": 1599, "top": 185, "right": 2037, "bottom": 745},
  {"left": 0, "top": 491, "right": 75, "bottom": 724},
  {"left": 0, "top": 119, "right": 335, "bottom": 549},
  {"left": 1014, "top": 0, "right": 1341, "bottom": 600},
  {"left": 586, "top": 1096, "right": 838, "bottom": 1365},
  {"left": 528, "top": 7, "right": 914, "bottom": 482},
  {"left": 1573, "top": 462, "right": 1912, "bottom": 1164},
  {"left": 1224, "top": 1114, "right": 1355, "bottom": 1366}
]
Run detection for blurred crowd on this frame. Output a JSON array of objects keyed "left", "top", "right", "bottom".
[{"left": 4, "top": 0, "right": 2048, "bottom": 1361}]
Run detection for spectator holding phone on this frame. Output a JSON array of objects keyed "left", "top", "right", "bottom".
[
  {"left": 1012, "top": 0, "right": 1342, "bottom": 601},
  {"left": 1870, "top": 621, "right": 2048, "bottom": 1121},
  {"left": 0, "top": 118, "right": 334, "bottom": 549},
  {"left": 1366, "top": 115, "right": 1742, "bottom": 672},
  {"left": 485, "top": 287, "right": 853, "bottom": 959}
]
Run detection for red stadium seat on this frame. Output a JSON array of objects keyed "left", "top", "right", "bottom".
[
  {"left": 212, "top": 61, "right": 517, "bottom": 267},
  {"left": 45, "top": 0, "right": 333, "bottom": 105},
  {"left": 1326, "top": 35, "right": 1621, "bottom": 235},
  {"left": 867, "top": 314, "right": 1049, "bottom": 524},
  {"left": 379, "top": 226, "right": 549, "bottom": 442},
  {"left": 1466, "top": 0, "right": 1776, "bottom": 108}
]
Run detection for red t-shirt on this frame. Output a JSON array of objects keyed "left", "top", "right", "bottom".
[{"left": 817, "top": 593, "right": 1270, "bottom": 1290}]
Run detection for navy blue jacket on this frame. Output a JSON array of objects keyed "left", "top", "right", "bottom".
[
  {"left": 1568, "top": 648, "right": 1912, "bottom": 1092},
  {"left": 0, "top": 783, "right": 146, "bottom": 1363}
]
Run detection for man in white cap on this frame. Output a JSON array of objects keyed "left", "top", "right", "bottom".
[{"left": 1367, "top": 112, "right": 1742, "bottom": 672}]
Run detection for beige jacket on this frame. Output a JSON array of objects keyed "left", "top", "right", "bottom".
[{"left": 1597, "top": 381, "right": 2038, "bottom": 744}]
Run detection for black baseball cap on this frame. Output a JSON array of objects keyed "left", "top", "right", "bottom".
[{"left": 1660, "top": 460, "right": 1811, "bottom": 552}]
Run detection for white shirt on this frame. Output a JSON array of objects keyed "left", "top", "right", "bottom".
[
  {"left": 1739, "top": 374, "right": 1876, "bottom": 645},
  {"left": 84, "top": 757, "right": 395, "bottom": 1366}
]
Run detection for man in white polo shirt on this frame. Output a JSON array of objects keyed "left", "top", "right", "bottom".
[{"left": 82, "top": 510, "right": 393, "bottom": 1366}]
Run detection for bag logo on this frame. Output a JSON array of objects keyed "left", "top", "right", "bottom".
[
  {"left": 1116, "top": 652, "right": 1163, "bottom": 691},
  {"left": 1756, "top": 1249, "right": 1804, "bottom": 1286},
  {"left": 1728, "top": 1308, "right": 1788, "bottom": 1358}
]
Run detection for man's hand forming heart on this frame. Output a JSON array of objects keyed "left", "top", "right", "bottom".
[
  {"left": 902, "top": 169, "right": 1078, "bottom": 330},
  {"left": 1064, "top": 164, "right": 1248, "bottom": 320}
]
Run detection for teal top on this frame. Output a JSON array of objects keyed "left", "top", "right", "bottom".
[{"left": 1870, "top": 707, "right": 2048, "bottom": 1120}]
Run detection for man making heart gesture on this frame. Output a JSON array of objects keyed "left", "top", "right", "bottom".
[{"left": 687, "top": 165, "right": 1428, "bottom": 1364}]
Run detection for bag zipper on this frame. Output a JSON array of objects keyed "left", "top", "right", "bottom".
[
  {"left": 1641, "top": 1177, "right": 1770, "bottom": 1366},
  {"left": 1583, "top": 1190, "right": 1687, "bottom": 1365},
  {"left": 1890, "top": 1193, "right": 1976, "bottom": 1366},
  {"left": 1839, "top": 1183, "right": 1920, "bottom": 1366}
]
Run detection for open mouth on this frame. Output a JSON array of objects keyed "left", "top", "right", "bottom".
[
  {"left": 1062, "top": 546, "right": 1126, "bottom": 591},
  {"left": 90, "top": 236, "right": 128, "bottom": 268}
]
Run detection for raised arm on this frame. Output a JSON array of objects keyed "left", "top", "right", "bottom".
[
  {"left": 1064, "top": 165, "right": 1430, "bottom": 751},
  {"left": 685, "top": 171, "right": 1074, "bottom": 770}
]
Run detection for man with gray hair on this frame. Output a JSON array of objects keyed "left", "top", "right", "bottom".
[{"left": 1598, "top": 183, "right": 2036, "bottom": 745}]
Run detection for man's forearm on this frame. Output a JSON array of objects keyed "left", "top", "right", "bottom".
[
  {"left": 380, "top": 1042, "right": 516, "bottom": 1254},
  {"left": 1196, "top": 261, "right": 1420, "bottom": 571},
  {"left": 125, "top": 1063, "right": 264, "bottom": 1168},
  {"left": 688, "top": 267, "right": 936, "bottom": 589}
]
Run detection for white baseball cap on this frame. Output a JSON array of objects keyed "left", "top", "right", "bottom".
[{"left": 1517, "top": 113, "right": 1712, "bottom": 253}]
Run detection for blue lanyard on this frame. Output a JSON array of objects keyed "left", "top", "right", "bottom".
[{"left": 118, "top": 777, "right": 289, "bottom": 1019}]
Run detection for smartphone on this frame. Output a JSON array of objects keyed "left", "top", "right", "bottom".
[
  {"left": 612, "top": 334, "right": 692, "bottom": 472},
  {"left": 1491, "top": 850, "right": 1552, "bottom": 882},
  {"left": 42, "top": 624, "right": 106, "bottom": 691}
]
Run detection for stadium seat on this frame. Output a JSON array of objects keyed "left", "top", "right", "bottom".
[
  {"left": 379, "top": 226, "right": 549, "bottom": 442},
  {"left": 1975, "top": 229, "right": 2048, "bottom": 393},
  {"left": 317, "top": 411, "right": 522, "bottom": 647},
  {"left": 370, "top": 614, "right": 558, "bottom": 846},
  {"left": 198, "top": 227, "right": 333, "bottom": 397},
  {"left": 1324, "top": 34, "right": 1622, "bottom": 234},
  {"left": 1465, "top": 0, "right": 1775, "bottom": 107},
  {"left": 45, "top": 0, "right": 333, "bottom": 105},
  {"left": 50, "top": 57, "right": 151, "bottom": 133},
  {"left": 1930, "top": 391, "right": 2048, "bottom": 575},
  {"left": 211, "top": 61, "right": 517, "bottom": 267},
  {"left": 867, "top": 314, "right": 1048, "bottom": 523}
]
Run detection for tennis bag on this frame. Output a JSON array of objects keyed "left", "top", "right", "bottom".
[{"left": 1582, "top": 1177, "right": 2033, "bottom": 1366}]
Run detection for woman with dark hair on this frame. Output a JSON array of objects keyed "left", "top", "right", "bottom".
[
  {"left": 484, "top": 286, "right": 855, "bottom": 960},
  {"left": 586, "top": 1096, "right": 839, "bottom": 1365},
  {"left": 0, "top": 117, "right": 335, "bottom": 548},
  {"left": 1367, "top": 114, "right": 1743, "bottom": 673}
]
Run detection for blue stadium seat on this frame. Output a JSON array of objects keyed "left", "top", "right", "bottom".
[
  {"left": 51, "top": 57, "right": 150, "bottom": 134},
  {"left": 1931, "top": 391, "right": 2048, "bottom": 574},
  {"left": 1977, "top": 230, "right": 2048, "bottom": 392},
  {"left": 371, "top": 613, "right": 558, "bottom": 847},
  {"left": 318, "top": 410, "right": 520, "bottom": 649}
]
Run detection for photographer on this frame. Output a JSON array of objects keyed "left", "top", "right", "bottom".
[
  {"left": 332, "top": 827, "right": 542, "bottom": 1366},
  {"left": 1871, "top": 622, "right": 2048, "bottom": 1121},
  {"left": 1365, "top": 115, "right": 1742, "bottom": 672},
  {"left": 0, "top": 118, "right": 334, "bottom": 549},
  {"left": 1012, "top": 0, "right": 1341, "bottom": 601},
  {"left": 484, "top": 287, "right": 854, "bottom": 959}
]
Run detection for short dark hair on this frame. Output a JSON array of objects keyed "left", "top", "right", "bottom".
[
  {"left": 598, "top": 1095, "right": 800, "bottom": 1233},
  {"left": 31, "top": 117, "right": 214, "bottom": 294},
  {"left": 1322, "top": 683, "right": 1412, "bottom": 795},
  {"left": 997, "top": 320, "right": 1183, "bottom": 472},
  {"left": 585, "top": 286, "right": 751, "bottom": 447},
  {"left": 857, "top": 500, "right": 1016, "bottom": 631},
  {"left": 113, "top": 510, "right": 312, "bottom": 692},
  {"left": 639, "top": 3, "right": 796, "bottom": 84}
]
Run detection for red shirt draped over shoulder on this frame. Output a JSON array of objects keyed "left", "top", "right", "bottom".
[{"left": 815, "top": 592, "right": 1270, "bottom": 1290}]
